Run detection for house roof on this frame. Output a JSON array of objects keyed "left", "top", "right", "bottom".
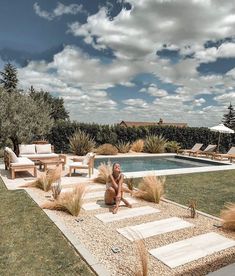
[{"left": 119, "top": 120, "right": 187, "bottom": 128}]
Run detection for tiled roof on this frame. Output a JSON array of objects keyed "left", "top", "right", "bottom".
[{"left": 119, "top": 121, "right": 187, "bottom": 128}]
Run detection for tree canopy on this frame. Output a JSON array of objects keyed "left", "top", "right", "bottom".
[
  {"left": 0, "top": 88, "right": 53, "bottom": 153},
  {"left": 29, "top": 86, "right": 69, "bottom": 121},
  {"left": 222, "top": 103, "right": 235, "bottom": 130},
  {"left": 0, "top": 63, "right": 18, "bottom": 93}
]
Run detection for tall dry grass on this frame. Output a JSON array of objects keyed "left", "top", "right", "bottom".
[
  {"left": 116, "top": 141, "right": 131, "bottom": 153},
  {"left": 221, "top": 203, "right": 235, "bottom": 230},
  {"left": 41, "top": 184, "right": 86, "bottom": 216},
  {"left": 95, "top": 143, "right": 118, "bottom": 155},
  {"left": 134, "top": 175, "right": 165, "bottom": 203},
  {"left": 135, "top": 239, "right": 148, "bottom": 276},
  {"left": 94, "top": 161, "right": 112, "bottom": 184},
  {"left": 130, "top": 139, "right": 144, "bottom": 152},
  {"left": 21, "top": 166, "right": 61, "bottom": 191}
]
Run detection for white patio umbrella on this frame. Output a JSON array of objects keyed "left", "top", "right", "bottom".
[{"left": 209, "top": 123, "right": 234, "bottom": 152}]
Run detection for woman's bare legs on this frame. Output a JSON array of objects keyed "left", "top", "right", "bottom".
[
  {"left": 121, "top": 197, "right": 132, "bottom": 208},
  {"left": 104, "top": 187, "right": 116, "bottom": 205}
]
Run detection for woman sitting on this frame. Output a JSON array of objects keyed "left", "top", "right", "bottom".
[{"left": 104, "top": 163, "right": 132, "bottom": 214}]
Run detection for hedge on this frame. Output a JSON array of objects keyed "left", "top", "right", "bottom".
[{"left": 47, "top": 121, "right": 234, "bottom": 154}]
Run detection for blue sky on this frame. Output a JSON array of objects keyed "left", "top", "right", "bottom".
[{"left": 1, "top": 0, "right": 235, "bottom": 126}]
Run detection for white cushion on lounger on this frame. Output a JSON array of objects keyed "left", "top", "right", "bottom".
[
  {"left": 35, "top": 144, "right": 52, "bottom": 154},
  {"left": 11, "top": 157, "right": 34, "bottom": 166},
  {"left": 5, "top": 147, "right": 19, "bottom": 163},
  {"left": 19, "top": 144, "right": 36, "bottom": 155}
]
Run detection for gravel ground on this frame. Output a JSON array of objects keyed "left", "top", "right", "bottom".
[{"left": 26, "top": 182, "right": 235, "bottom": 276}]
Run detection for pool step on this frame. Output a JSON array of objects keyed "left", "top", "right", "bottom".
[
  {"left": 149, "top": 232, "right": 235, "bottom": 268},
  {"left": 95, "top": 206, "right": 160, "bottom": 223},
  {"left": 117, "top": 217, "right": 193, "bottom": 241}
]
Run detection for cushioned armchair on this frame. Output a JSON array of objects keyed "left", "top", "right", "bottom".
[{"left": 69, "top": 152, "right": 95, "bottom": 178}]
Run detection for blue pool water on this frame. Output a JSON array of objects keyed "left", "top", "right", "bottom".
[{"left": 94, "top": 156, "right": 225, "bottom": 173}]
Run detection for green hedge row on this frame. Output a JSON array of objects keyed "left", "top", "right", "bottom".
[{"left": 47, "top": 121, "right": 234, "bottom": 154}]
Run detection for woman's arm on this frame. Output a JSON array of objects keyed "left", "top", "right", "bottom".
[{"left": 109, "top": 174, "right": 118, "bottom": 191}]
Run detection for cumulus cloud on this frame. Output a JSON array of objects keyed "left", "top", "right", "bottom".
[
  {"left": 33, "top": 2, "right": 84, "bottom": 21},
  {"left": 140, "top": 84, "right": 168, "bottom": 97}
]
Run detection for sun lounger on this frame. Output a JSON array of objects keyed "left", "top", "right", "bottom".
[
  {"left": 179, "top": 143, "right": 203, "bottom": 155},
  {"left": 191, "top": 144, "right": 217, "bottom": 157},
  {"left": 212, "top": 147, "right": 235, "bottom": 161}
]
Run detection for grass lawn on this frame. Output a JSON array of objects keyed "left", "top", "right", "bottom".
[
  {"left": 164, "top": 170, "right": 235, "bottom": 217},
  {"left": 0, "top": 178, "right": 95, "bottom": 276}
]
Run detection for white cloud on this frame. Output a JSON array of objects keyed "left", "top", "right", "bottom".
[
  {"left": 33, "top": 2, "right": 84, "bottom": 21},
  {"left": 123, "top": 98, "right": 148, "bottom": 108},
  {"left": 194, "top": 98, "right": 206, "bottom": 106},
  {"left": 140, "top": 84, "right": 168, "bottom": 97}
]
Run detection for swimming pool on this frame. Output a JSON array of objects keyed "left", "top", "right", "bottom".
[{"left": 94, "top": 154, "right": 229, "bottom": 176}]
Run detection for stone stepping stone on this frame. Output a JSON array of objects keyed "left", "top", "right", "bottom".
[
  {"left": 117, "top": 217, "right": 193, "bottom": 241},
  {"left": 86, "top": 184, "right": 106, "bottom": 191},
  {"left": 84, "top": 191, "right": 105, "bottom": 199},
  {"left": 149, "top": 232, "right": 235, "bottom": 269},
  {"left": 83, "top": 197, "right": 138, "bottom": 210},
  {"left": 95, "top": 206, "right": 160, "bottom": 223}
]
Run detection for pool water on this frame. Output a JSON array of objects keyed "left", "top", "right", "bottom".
[{"left": 94, "top": 156, "right": 225, "bottom": 173}]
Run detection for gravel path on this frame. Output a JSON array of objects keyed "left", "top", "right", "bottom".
[{"left": 26, "top": 182, "right": 235, "bottom": 276}]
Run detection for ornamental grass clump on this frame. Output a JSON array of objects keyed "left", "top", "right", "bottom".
[
  {"left": 135, "top": 175, "right": 165, "bottom": 203},
  {"left": 166, "top": 141, "right": 181, "bottom": 153},
  {"left": 21, "top": 166, "right": 61, "bottom": 192},
  {"left": 221, "top": 203, "right": 235, "bottom": 231},
  {"left": 41, "top": 184, "right": 86, "bottom": 216},
  {"left": 69, "top": 129, "right": 96, "bottom": 156},
  {"left": 144, "top": 135, "right": 167, "bottom": 153},
  {"left": 130, "top": 139, "right": 144, "bottom": 152},
  {"left": 116, "top": 141, "right": 131, "bottom": 153},
  {"left": 95, "top": 143, "right": 118, "bottom": 155},
  {"left": 135, "top": 239, "right": 148, "bottom": 276},
  {"left": 94, "top": 161, "right": 112, "bottom": 184}
]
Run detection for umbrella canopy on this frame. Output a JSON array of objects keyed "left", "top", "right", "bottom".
[
  {"left": 209, "top": 123, "right": 234, "bottom": 152},
  {"left": 209, "top": 123, "right": 234, "bottom": 134}
]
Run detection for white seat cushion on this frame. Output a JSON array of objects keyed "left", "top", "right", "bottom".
[
  {"left": 11, "top": 157, "right": 34, "bottom": 167},
  {"left": 82, "top": 152, "right": 94, "bottom": 165},
  {"left": 19, "top": 144, "right": 36, "bottom": 155},
  {"left": 36, "top": 144, "right": 52, "bottom": 154},
  {"left": 69, "top": 162, "right": 89, "bottom": 169},
  {"left": 20, "top": 153, "right": 58, "bottom": 159}
]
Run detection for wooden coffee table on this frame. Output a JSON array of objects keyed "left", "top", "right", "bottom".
[{"left": 39, "top": 155, "right": 66, "bottom": 171}]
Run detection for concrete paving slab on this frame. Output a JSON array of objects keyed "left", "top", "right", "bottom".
[
  {"left": 95, "top": 206, "right": 160, "bottom": 223},
  {"left": 83, "top": 197, "right": 137, "bottom": 211},
  {"left": 149, "top": 232, "right": 235, "bottom": 268},
  {"left": 117, "top": 217, "right": 193, "bottom": 241}
]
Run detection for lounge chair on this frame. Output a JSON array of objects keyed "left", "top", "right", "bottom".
[
  {"left": 179, "top": 143, "right": 203, "bottom": 155},
  {"left": 4, "top": 147, "right": 37, "bottom": 179},
  {"left": 212, "top": 147, "right": 235, "bottom": 161},
  {"left": 69, "top": 152, "right": 95, "bottom": 177},
  {"left": 191, "top": 144, "right": 217, "bottom": 157}
]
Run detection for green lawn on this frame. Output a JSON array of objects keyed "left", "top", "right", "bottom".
[
  {"left": 164, "top": 170, "right": 235, "bottom": 216},
  {"left": 0, "top": 178, "right": 95, "bottom": 276}
]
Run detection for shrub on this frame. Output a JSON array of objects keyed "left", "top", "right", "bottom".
[
  {"left": 21, "top": 166, "right": 61, "bottom": 191},
  {"left": 94, "top": 162, "right": 112, "bottom": 184},
  {"left": 135, "top": 175, "right": 165, "bottom": 203},
  {"left": 69, "top": 130, "right": 96, "bottom": 156},
  {"left": 144, "top": 135, "right": 167, "bottom": 153},
  {"left": 41, "top": 185, "right": 86, "bottom": 216},
  {"left": 95, "top": 143, "right": 118, "bottom": 155},
  {"left": 221, "top": 203, "right": 235, "bottom": 230},
  {"left": 116, "top": 141, "right": 131, "bottom": 153},
  {"left": 165, "top": 141, "right": 181, "bottom": 153},
  {"left": 131, "top": 139, "right": 144, "bottom": 152}
]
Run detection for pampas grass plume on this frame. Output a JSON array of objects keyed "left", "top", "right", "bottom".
[{"left": 221, "top": 203, "right": 235, "bottom": 231}]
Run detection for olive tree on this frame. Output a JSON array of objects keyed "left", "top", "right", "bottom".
[{"left": 0, "top": 88, "right": 54, "bottom": 154}]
